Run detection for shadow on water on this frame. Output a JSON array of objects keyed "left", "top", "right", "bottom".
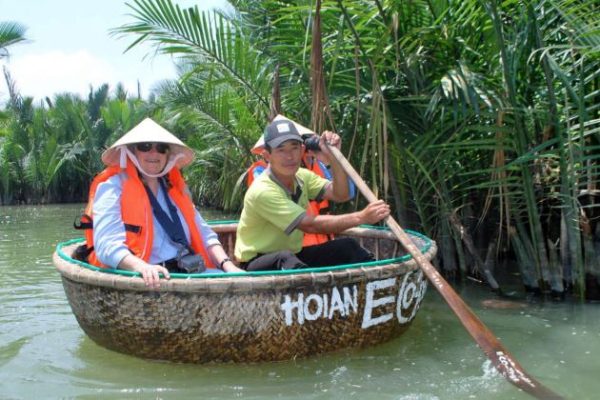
[{"left": 1, "top": 204, "right": 599, "bottom": 399}]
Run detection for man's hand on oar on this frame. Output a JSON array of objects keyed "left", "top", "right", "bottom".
[{"left": 360, "top": 200, "right": 391, "bottom": 224}]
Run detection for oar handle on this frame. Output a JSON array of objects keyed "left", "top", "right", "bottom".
[{"left": 326, "top": 144, "right": 563, "bottom": 400}]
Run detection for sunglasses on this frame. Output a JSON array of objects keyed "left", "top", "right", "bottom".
[{"left": 135, "top": 142, "right": 170, "bottom": 154}]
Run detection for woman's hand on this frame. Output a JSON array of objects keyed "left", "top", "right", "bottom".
[
  {"left": 208, "top": 244, "right": 246, "bottom": 273},
  {"left": 119, "top": 254, "right": 170, "bottom": 289},
  {"left": 137, "top": 263, "right": 171, "bottom": 289},
  {"left": 221, "top": 260, "right": 245, "bottom": 273}
]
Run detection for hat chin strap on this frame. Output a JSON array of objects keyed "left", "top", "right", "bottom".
[{"left": 119, "top": 147, "right": 184, "bottom": 178}]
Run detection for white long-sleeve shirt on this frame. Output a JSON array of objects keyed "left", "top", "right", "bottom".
[{"left": 92, "top": 173, "right": 220, "bottom": 268}]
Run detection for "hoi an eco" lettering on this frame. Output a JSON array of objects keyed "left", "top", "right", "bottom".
[{"left": 280, "top": 270, "right": 427, "bottom": 328}]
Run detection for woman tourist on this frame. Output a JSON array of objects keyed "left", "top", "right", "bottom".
[{"left": 76, "top": 118, "right": 243, "bottom": 289}]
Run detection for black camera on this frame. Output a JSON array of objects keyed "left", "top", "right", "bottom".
[
  {"left": 303, "top": 135, "right": 321, "bottom": 152},
  {"left": 178, "top": 253, "right": 206, "bottom": 273},
  {"left": 176, "top": 246, "right": 206, "bottom": 273}
]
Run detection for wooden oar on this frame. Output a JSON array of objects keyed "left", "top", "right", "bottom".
[{"left": 327, "top": 145, "right": 563, "bottom": 400}]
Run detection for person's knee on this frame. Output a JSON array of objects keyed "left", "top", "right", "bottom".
[
  {"left": 342, "top": 237, "right": 374, "bottom": 262},
  {"left": 278, "top": 250, "right": 295, "bottom": 258},
  {"left": 338, "top": 237, "right": 363, "bottom": 252},
  {"left": 276, "top": 251, "right": 306, "bottom": 270}
]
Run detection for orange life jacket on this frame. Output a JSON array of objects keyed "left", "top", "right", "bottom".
[
  {"left": 246, "top": 160, "right": 268, "bottom": 187},
  {"left": 301, "top": 155, "right": 333, "bottom": 246},
  {"left": 75, "top": 160, "right": 214, "bottom": 268}
]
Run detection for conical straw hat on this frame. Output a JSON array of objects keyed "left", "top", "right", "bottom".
[
  {"left": 101, "top": 118, "right": 194, "bottom": 168},
  {"left": 251, "top": 135, "right": 265, "bottom": 155}
]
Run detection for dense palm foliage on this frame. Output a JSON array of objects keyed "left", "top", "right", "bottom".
[
  {"left": 112, "top": 0, "right": 600, "bottom": 297},
  {"left": 0, "top": 78, "right": 158, "bottom": 204},
  {"left": 2, "top": 1, "right": 599, "bottom": 297}
]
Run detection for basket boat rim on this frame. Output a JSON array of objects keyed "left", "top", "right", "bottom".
[{"left": 53, "top": 222, "right": 436, "bottom": 292}]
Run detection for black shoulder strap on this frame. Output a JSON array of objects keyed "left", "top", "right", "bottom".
[
  {"left": 291, "top": 186, "right": 303, "bottom": 203},
  {"left": 74, "top": 214, "right": 93, "bottom": 230},
  {"left": 143, "top": 178, "right": 189, "bottom": 248}
]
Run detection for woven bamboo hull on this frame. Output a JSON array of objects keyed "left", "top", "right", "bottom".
[{"left": 53, "top": 224, "right": 437, "bottom": 363}]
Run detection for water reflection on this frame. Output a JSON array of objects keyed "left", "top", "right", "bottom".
[{"left": 1, "top": 205, "right": 598, "bottom": 399}]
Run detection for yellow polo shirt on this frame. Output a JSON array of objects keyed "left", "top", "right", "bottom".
[{"left": 234, "top": 168, "right": 329, "bottom": 262}]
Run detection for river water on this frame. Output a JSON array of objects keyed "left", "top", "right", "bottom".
[{"left": 0, "top": 204, "right": 598, "bottom": 399}]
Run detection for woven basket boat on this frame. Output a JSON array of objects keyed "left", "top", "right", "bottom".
[{"left": 53, "top": 222, "right": 436, "bottom": 363}]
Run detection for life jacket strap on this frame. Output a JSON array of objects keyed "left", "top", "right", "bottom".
[
  {"left": 74, "top": 214, "right": 93, "bottom": 230},
  {"left": 124, "top": 223, "right": 142, "bottom": 233}
]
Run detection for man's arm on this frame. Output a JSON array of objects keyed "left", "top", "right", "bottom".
[
  {"left": 318, "top": 131, "right": 351, "bottom": 203},
  {"left": 297, "top": 200, "right": 390, "bottom": 233}
]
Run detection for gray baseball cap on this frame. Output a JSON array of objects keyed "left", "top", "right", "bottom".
[{"left": 264, "top": 117, "right": 303, "bottom": 148}]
